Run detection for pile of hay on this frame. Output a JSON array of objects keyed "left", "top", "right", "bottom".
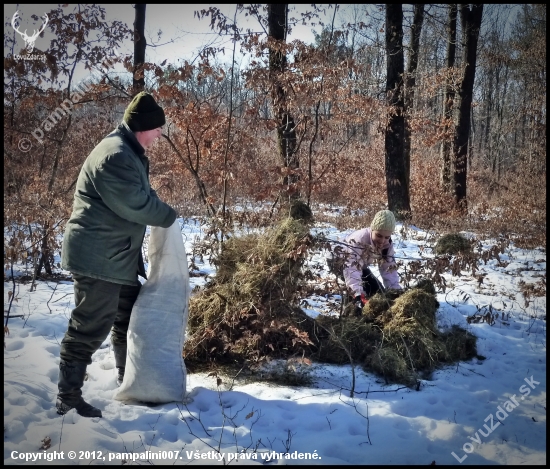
[
  {"left": 312, "top": 280, "right": 478, "bottom": 386},
  {"left": 365, "top": 282, "right": 477, "bottom": 385},
  {"left": 184, "top": 218, "right": 316, "bottom": 368},
  {"left": 434, "top": 233, "right": 472, "bottom": 255}
]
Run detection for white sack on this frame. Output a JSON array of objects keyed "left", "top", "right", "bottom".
[{"left": 114, "top": 221, "right": 190, "bottom": 404}]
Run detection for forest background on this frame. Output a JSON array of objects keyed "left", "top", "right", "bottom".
[{"left": 3, "top": 4, "right": 546, "bottom": 282}]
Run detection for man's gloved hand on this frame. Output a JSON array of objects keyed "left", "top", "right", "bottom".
[{"left": 354, "top": 293, "right": 368, "bottom": 316}]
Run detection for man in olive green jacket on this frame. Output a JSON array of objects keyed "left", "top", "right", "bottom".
[{"left": 57, "top": 92, "right": 177, "bottom": 418}]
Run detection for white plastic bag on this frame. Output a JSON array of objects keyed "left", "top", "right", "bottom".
[{"left": 114, "top": 221, "right": 190, "bottom": 404}]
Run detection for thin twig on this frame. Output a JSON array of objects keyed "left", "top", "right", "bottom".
[
  {"left": 51, "top": 293, "right": 72, "bottom": 304},
  {"left": 46, "top": 282, "right": 59, "bottom": 314},
  {"left": 337, "top": 391, "right": 372, "bottom": 445},
  {"left": 5, "top": 263, "right": 18, "bottom": 329}
]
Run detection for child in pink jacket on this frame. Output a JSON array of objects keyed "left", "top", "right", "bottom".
[{"left": 330, "top": 210, "right": 402, "bottom": 314}]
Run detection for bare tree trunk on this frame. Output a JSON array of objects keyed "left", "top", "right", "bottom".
[
  {"left": 268, "top": 4, "right": 300, "bottom": 203},
  {"left": 403, "top": 4, "right": 424, "bottom": 195},
  {"left": 440, "top": 4, "right": 457, "bottom": 192},
  {"left": 34, "top": 222, "right": 52, "bottom": 278},
  {"left": 483, "top": 64, "right": 493, "bottom": 165},
  {"left": 453, "top": 4, "right": 483, "bottom": 209},
  {"left": 385, "top": 4, "right": 411, "bottom": 217},
  {"left": 133, "top": 4, "right": 146, "bottom": 95}
]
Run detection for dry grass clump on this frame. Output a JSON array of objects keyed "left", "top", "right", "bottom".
[
  {"left": 313, "top": 315, "right": 381, "bottom": 364},
  {"left": 366, "top": 289, "right": 443, "bottom": 385},
  {"left": 184, "top": 217, "right": 315, "bottom": 367},
  {"left": 434, "top": 233, "right": 472, "bottom": 255},
  {"left": 414, "top": 278, "right": 437, "bottom": 295},
  {"left": 368, "top": 346, "right": 416, "bottom": 386},
  {"left": 289, "top": 198, "right": 314, "bottom": 222},
  {"left": 439, "top": 325, "right": 478, "bottom": 362},
  {"left": 363, "top": 288, "right": 403, "bottom": 320},
  {"left": 385, "top": 289, "right": 439, "bottom": 332},
  {"left": 361, "top": 284, "right": 476, "bottom": 385}
]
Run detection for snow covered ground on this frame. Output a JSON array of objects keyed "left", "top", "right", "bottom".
[{"left": 4, "top": 217, "right": 546, "bottom": 465}]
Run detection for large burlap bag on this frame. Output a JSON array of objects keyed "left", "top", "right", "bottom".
[{"left": 114, "top": 221, "right": 190, "bottom": 404}]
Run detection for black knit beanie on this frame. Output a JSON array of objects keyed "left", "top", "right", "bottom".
[{"left": 123, "top": 91, "right": 166, "bottom": 132}]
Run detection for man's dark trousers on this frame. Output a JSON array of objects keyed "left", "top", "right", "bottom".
[{"left": 60, "top": 273, "right": 141, "bottom": 364}]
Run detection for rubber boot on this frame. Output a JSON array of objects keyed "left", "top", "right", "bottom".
[
  {"left": 56, "top": 360, "right": 102, "bottom": 418},
  {"left": 111, "top": 339, "right": 127, "bottom": 387}
]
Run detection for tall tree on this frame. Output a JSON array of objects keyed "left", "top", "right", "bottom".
[
  {"left": 453, "top": 4, "right": 483, "bottom": 208},
  {"left": 133, "top": 4, "right": 146, "bottom": 95},
  {"left": 403, "top": 4, "right": 425, "bottom": 193},
  {"left": 440, "top": 4, "right": 458, "bottom": 191},
  {"left": 385, "top": 4, "right": 411, "bottom": 217},
  {"left": 268, "top": 4, "right": 300, "bottom": 203}
]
